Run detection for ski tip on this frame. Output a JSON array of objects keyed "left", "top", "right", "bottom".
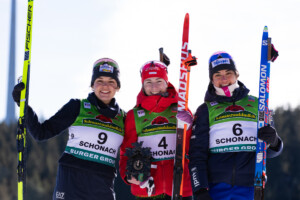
[
  {"left": 184, "top": 13, "right": 189, "bottom": 26},
  {"left": 263, "top": 26, "right": 268, "bottom": 32}
]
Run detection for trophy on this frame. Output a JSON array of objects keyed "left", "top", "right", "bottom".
[{"left": 125, "top": 141, "right": 154, "bottom": 196}]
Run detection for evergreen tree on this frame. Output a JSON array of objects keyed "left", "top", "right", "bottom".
[{"left": 266, "top": 106, "right": 300, "bottom": 200}]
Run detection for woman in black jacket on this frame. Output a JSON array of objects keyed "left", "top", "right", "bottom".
[{"left": 13, "top": 58, "right": 125, "bottom": 200}]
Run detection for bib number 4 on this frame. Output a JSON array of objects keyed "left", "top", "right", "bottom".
[{"left": 158, "top": 136, "right": 168, "bottom": 149}]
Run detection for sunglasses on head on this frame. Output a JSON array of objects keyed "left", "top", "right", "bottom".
[{"left": 94, "top": 58, "right": 119, "bottom": 69}]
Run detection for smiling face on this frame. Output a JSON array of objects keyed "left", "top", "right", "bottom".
[
  {"left": 143, "top": 77, "right": 168, "bottom": 96},
  {"left": 92, "top": 76, "right": 119, "bottom": 104},
  {"left": 212, "top": 69, "right": 238, "bottom": 88}
]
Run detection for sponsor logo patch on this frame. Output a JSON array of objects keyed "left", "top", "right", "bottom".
[
  {"left": 82, "top": 119, "right": 123, "bottom": 133},
  {"left": 214, "top": 105, "right": 256, "bottom": 121},
  {"left": 137, "top": 110, "right": 145, "bottom": 117},
  {"left": 99, "top": 63, "right": 114, "bottom": 73},
  {"left": 141, "top": 116, "right": 176, "bottom": 134},
  {"left": 151, "top": 116, "right": 169, "bottom": 125},
  {"left": 56, "top": 191, "right": 65, "bottom": 199},
  {"left": 96, "top": 114, "right": 113, "bottom": 123},
  {"left": 210, "top": 101, "right": 218, "bottom": 106},
  {"left": 84, "top": 102, "right": 91, "bottom": 109},
  {"left": 211, "top": 58, "right": 230, "bottom": 68}
]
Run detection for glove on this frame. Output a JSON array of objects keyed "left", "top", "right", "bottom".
[
  {"left": 12, "top": 82, "right": 25, "bottom": 106},
  {"left": 258, "top": 124, "right": 278, "bottom": 147},
  {"left": 139, "top": 176, "right": 155, "bottom": 197},
  {"left": 183, "top": 53, "right": 197, "bottom": 67},
  {"left": 193, "top": 189, "right": 212, "bottom": 200},
  {"left": 271, "top": 44, "right": 279, "bottom": 62},
  {"left": 176, "top": 110, "right": 193, "bottom": 130}
]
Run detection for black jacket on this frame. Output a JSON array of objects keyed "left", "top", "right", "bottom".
[
  {"left": 25, "top": 92, "right": 123, "bottom": 179},
  {"left": 188, "top": 81, "right": 283, "bottom": 193}
]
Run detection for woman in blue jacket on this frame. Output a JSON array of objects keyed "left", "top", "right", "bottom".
[{"left": 188, "top": 51, "right": 283, "bottom": 200}]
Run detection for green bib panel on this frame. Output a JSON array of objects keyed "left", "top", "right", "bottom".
[
  {"left": 206, "top": 95, "right": 258, "bottom": 153},
  {"left": 65, "top": 99, "right": 124, "bottom": 167},
  {"left": 133, "top": 104, "right": 177, "bottom": 161}
]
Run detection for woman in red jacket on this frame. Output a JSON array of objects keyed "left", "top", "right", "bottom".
[{"left": 119, "top": 60, "right": 193, "bottom": 200}]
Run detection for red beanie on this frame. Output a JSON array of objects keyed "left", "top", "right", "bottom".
[{"left": 140, "top": 61, "right": 168, "bottom": 83}]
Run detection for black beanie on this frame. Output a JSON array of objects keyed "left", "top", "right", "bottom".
[
  {"left": 91, "top": 58, "right": 121, "bottom": 88},
  {"left": 209, "top": 51, "right": 237, "bottom": 80}
]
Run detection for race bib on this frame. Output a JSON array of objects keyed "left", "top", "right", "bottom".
[
  {"left": 138, "top": 133, "right": 176, "bottom": 161},
  {"left": 209, "top": 121, "right": 257, "bottom": 153}
]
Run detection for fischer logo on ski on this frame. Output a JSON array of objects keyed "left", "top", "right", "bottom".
[{"left": 17, "top": 1, "right": 35, "bottom": 200}]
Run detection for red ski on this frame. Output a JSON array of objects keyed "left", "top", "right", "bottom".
[{"left": 172, "top": 13, "right": 195, "bottom": 200}]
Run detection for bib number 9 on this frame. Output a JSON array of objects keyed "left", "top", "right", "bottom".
[{"left": 98, "top": 132, "right": 108, "bottom": 144}]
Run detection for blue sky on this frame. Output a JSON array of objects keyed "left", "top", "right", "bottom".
[{"left": 1, "top": 0, "right": 299, "bottom": 121}]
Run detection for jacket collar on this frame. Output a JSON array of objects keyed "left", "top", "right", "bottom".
[
  {"left": 204, "top": 80, "right": 250, "bottom": 103},
  {"left": 136, "top": 82, "right": 178, "bottom": 113},
  {"left": 87, "top": 92, "right": 120, "bottom": 118}
]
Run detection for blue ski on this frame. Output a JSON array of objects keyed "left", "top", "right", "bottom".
[{"left": 254, "top": 26, "right": 272, "bottom": 200}]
